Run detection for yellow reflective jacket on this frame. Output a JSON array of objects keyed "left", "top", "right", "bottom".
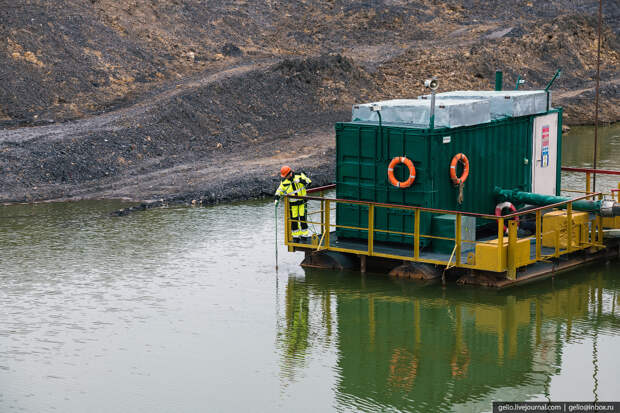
[{"left": 275, "top": 172, "right": 311, "bottom": 204}]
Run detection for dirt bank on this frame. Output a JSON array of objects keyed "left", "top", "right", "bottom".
[
  {"left": 371, "top": 14, "right": 620, "bottom": 125},
  {"left": 1, "top": 1, "right": 619, "bottom": 206},
  {"left": 0, "top": 55, "right": 374, "bottom": 204}
]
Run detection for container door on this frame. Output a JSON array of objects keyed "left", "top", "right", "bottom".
[{"left": 531, "top": 113, "right": 558, "bottom": 195}]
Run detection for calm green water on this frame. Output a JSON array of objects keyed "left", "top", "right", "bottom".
[
  {"left": 561, "top": 123, "right": 620, "bottom": 195},
  {"left": 0, "top": 125, "right": 619, "bottom": 412}
]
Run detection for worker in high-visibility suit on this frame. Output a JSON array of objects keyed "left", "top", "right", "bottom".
[{"left": 275, "top": 165, "right": 312, "bottom": 239}]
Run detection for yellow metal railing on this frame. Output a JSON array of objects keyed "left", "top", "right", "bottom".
[
  {"left": 562, "top": 167, "right": 620, "bottom": 201},
  {"left": 562, "top": 167, "right": 620, "bottom": 233},
  {"left": 283, "top": 185, "right": 608, "bottom": 279}
]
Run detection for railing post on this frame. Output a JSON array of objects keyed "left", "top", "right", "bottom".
[
  {"left": 325, "top": 199, "right": 331, "bottom": 248},
  {"left": 507, "top": 220, "right": 518, "bottom": 280},
  {"left": 590, "top": 213, "right": 596, "bottom": 246},
  {"left": 414, "top": 209, "right": 420, "bottom": 260},
  {"left": 617, "top": 183, "right": 620, "bottom": 202},
  {"left": 368, "top": 205, "right": 374, "bottom": 255},
  {"left": 497, "top": 218, "right": 505, "bottom": 271},
  {"left": 535, "top": 210, "right": 542, "bottom": 260},
  {"left": 597, "top": 194, "right": 603, "bottom": 244},
  {"left": 566, "top": 202, "right": 573, "bottom": 252},
  {"left": 455, "top": 213, "right": 462, "bottom": 266},
  {"left": 586, "top": 171, "right": 591, "bottom": 196},
  {"left": 320, "top": 198, "right": 325, "bottom": 237},
  {"left": 284, "top": 196, "right": 291, "bottom": 246}
]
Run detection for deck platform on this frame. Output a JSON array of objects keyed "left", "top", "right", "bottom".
[
  {"left": 294, "top": 231, "right": 557, "bottom": 264},
  {"left": 293, "top": 231, "right": 619, "bottom": 288}
]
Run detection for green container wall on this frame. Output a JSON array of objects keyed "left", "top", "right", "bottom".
[
  {"left": 336, "top": 123, "right": 433, "bottom": 245},
  {"left": 429, "top": 115, "right": 533, "bottom": 215},
  {"left": 335, "top": 109, "right": 562, "bottom": 245}
]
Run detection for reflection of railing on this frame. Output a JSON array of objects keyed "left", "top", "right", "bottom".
[
  {"left": 284, "top": 184, "right": 606, "bottom": 280},
  {"left": 561, "top": 167, "right": 620, "bottom": 201}
]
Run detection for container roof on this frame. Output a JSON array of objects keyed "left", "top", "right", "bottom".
[
  {"left": 354, "top": 98, "right": 485, "bottom": 108},
  {"left": 431, "top": 90, "right": 546, "bottom": 97},
  {"left": 353, "top": 98, "right": 491, "bottom": 128},
  {"left": 352, "top": 90, "right": 551, "bottom": 127}
]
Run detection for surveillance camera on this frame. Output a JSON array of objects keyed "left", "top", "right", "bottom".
[{"left": 424, "top": 78, "right": 438, "bottom": 90}]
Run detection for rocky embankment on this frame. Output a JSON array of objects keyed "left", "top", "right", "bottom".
[
  {"left": 1, "top": 1, "right": 619, "bottom": 205},
  {"left": 0, "top": 55, "right": 376, "bottom": 204}
]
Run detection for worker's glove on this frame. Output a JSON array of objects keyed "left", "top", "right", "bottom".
[
  {"left": 274, "top": 198, "right": 279, "bottom": 206},
  {"left": 293, "top": 178, "right": 300, "bottom": 184}
]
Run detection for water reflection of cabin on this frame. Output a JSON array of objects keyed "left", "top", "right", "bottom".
[{"left": 279, "top": 271, "right": 616, "bottom": 410}]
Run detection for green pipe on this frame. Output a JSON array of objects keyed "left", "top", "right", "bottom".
[
  {"left": 495, "top": 71, "right": 503, "bottom": 91},
  {"left": 376, "top": 110, "right": 383, "bottom": 147},
  {"left": 494, "top": 187, "right": 620, "bottom": 216},
  {"left": 544, "top": 69, "right": 561, "bottom": 91},
  {"left": 515, "top": 75, "right": 523, "bottom": 90},
  {"left": 544, "top": 69, "right": 561, "bottom": 111}
]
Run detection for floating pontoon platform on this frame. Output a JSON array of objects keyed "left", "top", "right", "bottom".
[{"left": 282, "top": 168, "right": 620, "bottom": 289}]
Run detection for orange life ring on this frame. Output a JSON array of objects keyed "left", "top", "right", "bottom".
[
  {"left": 450, "top": 348, "right": 470, "bottom": 378},
  {"left": 450, "top": 153, "right": 470, "bottom": 185},
  {"left": 495, "top": 201, "right": 519, "bottom": 233},
  {"left": 387, "top": 156, "right": 416, "bottom": 188}
]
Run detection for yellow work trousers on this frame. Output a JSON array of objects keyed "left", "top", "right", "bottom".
[{"left": 289, "top": 202, "right": 309, "bottom": 237}]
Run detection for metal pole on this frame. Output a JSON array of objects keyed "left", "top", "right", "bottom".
[
  {"left": 455, "top": 213, "right": 462, "bottom": 266},
  {"left": 324, "top": 200, "right": 331, "bottom": 248},
  {"left": 275, "top": 202, "right": 278, "bottom": 270},
  {"left": 593, "top": 0, "right": 602, "bottom": 192},
  {"left": 429, "top": 90, "right": 436, "bottom": 130},
  {"left": 497, "top": 218, "right": 504, "bottom": 271},
  {"left": 368, "top": 205, "right": 374, "bottom": 255},
  {"left": 414, "top": 209, "right": 420, "bottom": 259}
]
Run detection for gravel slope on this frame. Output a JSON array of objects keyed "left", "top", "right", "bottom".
[{"left": 1, "top": 1, "right": 618, "bottom": 205}]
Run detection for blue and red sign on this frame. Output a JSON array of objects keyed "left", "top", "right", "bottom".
[{"left": 541, "top": 125, "right": 550, "bottom": 168}]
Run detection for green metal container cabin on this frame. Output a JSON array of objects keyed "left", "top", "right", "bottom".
[{"left": 335, "top": 108, "right": 563, "bottom": 245}]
